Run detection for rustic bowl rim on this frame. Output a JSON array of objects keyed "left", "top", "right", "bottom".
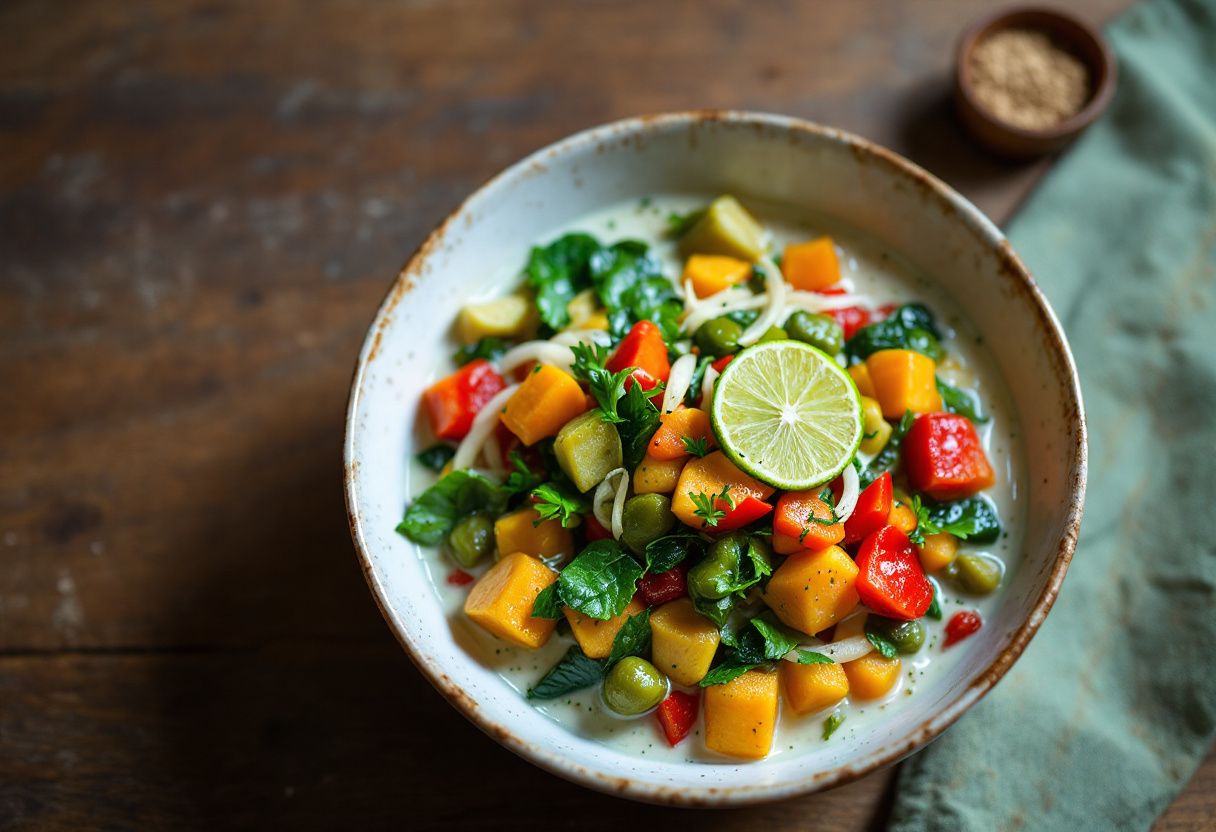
[
  {"left": 956, "top": 5, "right": 1118, "bottom": 141},
  {"left": 343, "top": 110, "right": 1087, "bottom": 806}
]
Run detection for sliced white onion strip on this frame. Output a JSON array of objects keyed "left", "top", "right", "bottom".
[
  {"left": 498, "top": 342, "right": 575, "bottom": 375},
  {"left": 782, "top": 635, "right": 874, "bottom": 665},
  {"left": 592, "top": 467, "right": 629, "bottom": 539},
  {"left": 452, "top": 384, "right": 519, "bottom": 471},
  {"left": 681, "top": 287, "right": 759, "bottom": 333},
  {"left": 548, "top": 328, "right": 610, "bottom": 348},
  {"left": 738, "top": 256, "right": 787, "bottom": 346},
  {"left": 784, "top": 290, "right": 878, "bottom": 313},
  {"left": 834, "top": 464, "right": 860, "bottom": 522},
  {"left": 662, "top": 353, "right": 698, "bottom": 414},
  {"left": 700, "top": 366, "right": 719, "bottom": 409}
]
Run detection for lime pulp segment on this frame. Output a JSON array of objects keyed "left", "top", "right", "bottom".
[{"left": 709, "top": 340, "right": 863, "bottom": 491}]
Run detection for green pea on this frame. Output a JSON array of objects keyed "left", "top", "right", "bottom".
[
  {"left": 784, "top": 311, "right": 844, "bottom": 355},
  {"left": 686, "top": 533, "right": 746, "bottom": 600},
  {"left": 954, "top": 553, "right": 1003, "bottom": 595},
  {"left": 603, "top": 657, "right": 669, "bottom": 716},
  {"left": 695, "top": 316, "right": 743, "bottom": 358},
  {"left": 620, "top": 494, "right": 676, "bottom": 555},
  {"left": 448, "top": 514, "right": 494, "bottom": 567},
  {"left": 867, "top": 616, "right": 926, "bottom": 654},
  {"left": 757, "top": 325, "right": 788, "bottom": 343},
  {"left": 906, "top": 327, "right": 944, "bottom": 362}
]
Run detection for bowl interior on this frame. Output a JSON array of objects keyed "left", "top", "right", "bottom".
[{"left": 345, "top": 112, "right": 1085, "bottom": 804}]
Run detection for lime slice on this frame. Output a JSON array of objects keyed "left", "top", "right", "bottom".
[{"left": 710, "top": 341, "right": 862, "bottom": 490}]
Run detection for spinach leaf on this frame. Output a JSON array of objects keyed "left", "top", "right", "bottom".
[
  {"left": 861, "top": 410, "right": 916, "bottom": 488},
  {"left": 525, "top": 233, "right": 601, "bottom": 331},
  {"left": 685, "top": 356, "right": 712, "bottom": 407},
  {"left": 865, "top": 628, "right": 899, "bottom": 660},
  {"left": 589, "top": 240, "right": 683, "bottom": 343},
  {"left": 822, "top": 710, "right": 845, "bottom": 740},
  {"left": 396, "top": 470, "right": 507, "bottom": 545},
  {"left": 644, "top": 533, "right": 704, "bottom": 574},
  {"left": 665, "top": 208, "right": 706, "bottom": 238},
  {"left": 845, "top": 303, "right": 944, "bottom": 363},
  {"left": 750, "top": 616, "right": 800, "bottom": 660},
  {"left": 605, "top": 609, "right": 651, "bottom": 669},
  {"left": 692, "top": 593, "right": 739, "bottom": 629},
  {"left": 415, "top": 443, "right": 455, "bottom": 473},
  {"left": 796, "top": 649, "right": 835, "bottom": 665},
  {"left": 616, "top": 381, "right": 663, "bottom": 470},
  {"left": 454, "top": 336, "right": 510, "bottom": 366},
  {"left": 923, "top": 495, "right": 1002, "bottom": 543},
  {"left": 699, "top": 658, "right": 759, "bottom": 687},
  {"left": 527, "top": 646, "right": 604, "bottom": 700},
  {"left": 531, "top": 583, "right": 563, "bottom": 620},
  {"left": 557, "top": 540, "right": 644, "bottom": 620},
  {"left": 936, "top": 377, "right": 989, "bottom": 423}
]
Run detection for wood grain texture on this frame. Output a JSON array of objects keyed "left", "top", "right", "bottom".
[{"left": 1, "top": 0, "right": 1209, "bottom": 829}]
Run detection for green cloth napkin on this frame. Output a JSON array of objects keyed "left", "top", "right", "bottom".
[{"left": 889, "top": 1, "right": 1216, "bottom": 829}]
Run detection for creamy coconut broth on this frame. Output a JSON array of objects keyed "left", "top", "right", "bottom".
[{"left": 403, "top": 194, "right": 1025, "bottom": 762}]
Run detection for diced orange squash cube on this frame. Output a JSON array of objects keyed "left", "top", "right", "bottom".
[
  {"left": 650, "top": 598, "right": 721, "bottom": 686},
  {"left": 848, "top": 363, "right": 876, "bottom": 399},
  {"left": 918, "top": 532, "right": 959, "bottom": 572},
  {"left": 648, "top": 407, "right": 714, "bottom": 459},
  {"left": 834, "top": 612, "right": 902, "bottom": 700},
  {"left": 771, "top": 532, "right": 806, "bottom": 555},
  {"left": 633, "top": 455, "right": 686, "bottom": 494},
  {"left": 683, "top": 254, "right": 752, "bottom": 298},
  {"left": 494, "top": 508, "right": 574, "bottom": 561},
  {"left": 704, "top": 670, "right": 780, "bottom": 759},
  {"left": 762, "top": 545, "right": 860, "bottom": 636},
  {"left": 782, "top": 661, "right": 849, "bottom": 715},
  {"left": 886, "top": 501, "right": 917, "bottom": 535},
  {"left": 564, "top": 598, "right": 645, "bottom": 659},
  {"left": 865, "top": 349, "right": 942, "bottom": 420},
  {"left": 500, "top": 365, "right": 587, "bottom": 445},
  {"left": 672, "top": 451, "right": 775, "bottom": 529},
  {"left": 464, "top": 553, "right": 558, "bottom": 648},
  {"left": 782, "top": 237, "right": 841, "bottom": 291}
]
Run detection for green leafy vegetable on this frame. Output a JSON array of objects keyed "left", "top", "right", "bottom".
[
  {"left": 922, "top": 495, "right": 1002, "bottom": 543},
  {"left": 589, "top": 240, "right": 683, "bottom": 343},
  {"left": 557, "top": 540, "right": 645, "bottom": 621},
  {"left": 692, "top": 593, "right": 739, "bottom": 628},
  {"left": 685, "top": 356, "right": 712, "bottom": 407},
  {"left": 396, "top": 470, "right": 508, "bottom": 545},
  {"left": 865, "top": 628, "right": 899, "bottom": 659},
  {"left": 531, "top": 583, "right": 563, "bottom": 619},
  {"left": 644, "top": 533, "right": 704, "bottom": 574},
  {"left": 796, "top": 649, "right": 835, "bottom": 665},
  {"left": 616, "top": 380, "right": 663, "bottom": 470},
  {"left": 750, "top": 616, "right": 800, "bottom": 660},
  {"left": 699, "top": 658, "right": 759, "bottom": 687},
  {"left": 822, "top": 710, "right": 845, "bottom": 740},
  {"left": 569, "top": 341, "right": 632, "bottom": 424},
  {"left": 682, "top": 436, "right": 711, "bottom": 458},
  {"left": 845, "top": 303, "right": 944, "bottom": 363},
  {"left": 666, "top": 208, "right": 706, "bottom": 238},
  {"left": 690, "top": 485, "right": 732, "bottom": 528},
  {"left": 415, "top": 443, "right": 455, "bottom": 473},
  {"left": 926, "top": 583, "right": 943, "bottom": 621},
  {"left": 455, "top": 336, "right": 510, "bottom": 366},
  {"left": 530, "top": 483, "right": 589, "bottom": 528},
  {"left": 937, "top": 377, "right": 989, "bottom": 423},
  {"left": 502, "top": 451, "right": 544, "bottom": 498},
  {"left": 861, "top": 410, "right": 916, "bottom": 488},
  {"left": 605, "top": 609, "right": 652, "bottom": 669},
  {"left": 527, "top": 646, "right": 604, "bottom": 700},
  {"left": 525, "top": 233, "right": 600, "bottom": 331}
]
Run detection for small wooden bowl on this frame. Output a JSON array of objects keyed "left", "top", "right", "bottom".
[{"left": 956, "top": 7, "right": 1117, "bottom": 157}]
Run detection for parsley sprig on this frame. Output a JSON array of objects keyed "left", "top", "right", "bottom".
[
  {"left": 681, "top": 436, "right": 711, "bottom": 457},
  {"left": 690, "top": 484, "right": 733, "bottom": 528},
  {"left": 570, "top": 342, "right": 633, "bottom": 424},
  {"left": 908, "top": 494, "right": 980, "bottom": 545},
  {"left": 530, "top": 483, "right": 589, "bottom": 528}
]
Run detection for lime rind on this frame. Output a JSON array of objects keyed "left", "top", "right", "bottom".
[{"left": 710, "top": 340, "right": 863, "bottom": 491}]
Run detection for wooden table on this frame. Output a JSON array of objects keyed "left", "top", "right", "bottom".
[{"left": 2, "top": 1, "right": 1210, "bottom": 828}]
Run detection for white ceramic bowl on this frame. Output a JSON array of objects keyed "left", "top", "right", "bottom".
[{"left": 344, "top": 111, "right": 1086, "bottom": 805}]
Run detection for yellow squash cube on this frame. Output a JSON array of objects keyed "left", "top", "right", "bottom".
[
  {"left": 704, "top": 670, "right": 780, "bottom": 759},
  {"left": 459, "top": 293, "right": 538, "bottom": 342},
  {"left": 848, "top": 362, "right": 877, "bottom": 399},
  {"left": 633, "top": 455, "right": 685, "bottom": 494},
  {"left": 564, "top": 598, "right": 646, "bottom": 659},
  {"left": 500, "top": 365, "right": 587, "bottom": 446},
  {"left": 781, "top": 661, "right": 849, "bottom": 715},
  {"left": 865, "top": 349, "right": 942, "bottom": 420},
  {"left": 649, "top": 598, "right": 721, "bottom": 686},
  {"left": 763, "top": 545, "right": 860, "bottom": 636},
  {"left": 464, "top": 553, "right": 558, "bottom": 649},
  {"left": 683, "top": 254, "right": 751, "bottom": 298},
  {"left": 782, "top": 237, "right": 841, "bottom": 291},
  {"left": 494, "top": 508, "right": 574, "bottom": 561},
  {"left": 918, "top": 532, "right": 959, "bottom": 572},
  {"left": 834, "top": 612, "right": 902, "bottom": 700}
]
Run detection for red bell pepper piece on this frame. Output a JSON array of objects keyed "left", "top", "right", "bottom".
[
  {"left": 712, "top": 494, "right": 772, "bottom": 532},
  {"left": 854, "top": 525, "right": 933, "bottom": 620},
  {"left": 607, "top": 320, "right": 671, "bottom": 404},
  {"left": 944, "top": 610, "right": 983, "bottom": 647},
  {"left": 655, "top": 690, "right": 699, "bottom": 746},
  {"left": 446, "top": 569, "right": 475, "bottom": 587},
  {"left": 638, "top": 564, "right": 688, "bottom": 606},
  {"left": 843, "top": 472, "right": 893, "bottom": 544},
  {"left": 773, "top": 490, "right": 844, "bottom": 550},
  {"left": 711, "top": 354, "right": 734, "bottom": 373},
  {"left": 583, "top": 514, "right": 613, "bottom": 542},
  {"left": 815, "top": 286, "right": 872, "bottom": 340},
  {"left": 423, "top": 359, "right": 507, "bottom": 441},
  {"left": 903, "top": 413, "right": 995, "bottom": 500}
]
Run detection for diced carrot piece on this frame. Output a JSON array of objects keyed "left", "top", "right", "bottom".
[
  {"left": 865, "top": 349, "right": 942, "bottom": 419},
  {"left": 782, "top": 237, "right": 841, "bottom": 291},
  {"left": 500, "top": 365, "right": 587, "bottom": 445},
  {"left": 564, "top": 598, "right": 645, "bottom": 659},
  {"left": 683, "top": 254, "right": 752, "bottom": 298},
  {"left": 773, "top": 490, "right": 845, "bottom": 550},
  {"left": 648, "top": 407, "right": 715, "bottom": 461},
  {"left": 671, "top": 451, "right": 774, "bottom": 529}
]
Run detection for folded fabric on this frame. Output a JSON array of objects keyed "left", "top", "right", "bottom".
[{"left": 889, "top": 0, "right": 1216, "bottom": 829}]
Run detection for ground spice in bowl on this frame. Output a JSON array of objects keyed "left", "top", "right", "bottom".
[{"left": 969, "top": 28, "right": 1092, "bottom": 131}]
